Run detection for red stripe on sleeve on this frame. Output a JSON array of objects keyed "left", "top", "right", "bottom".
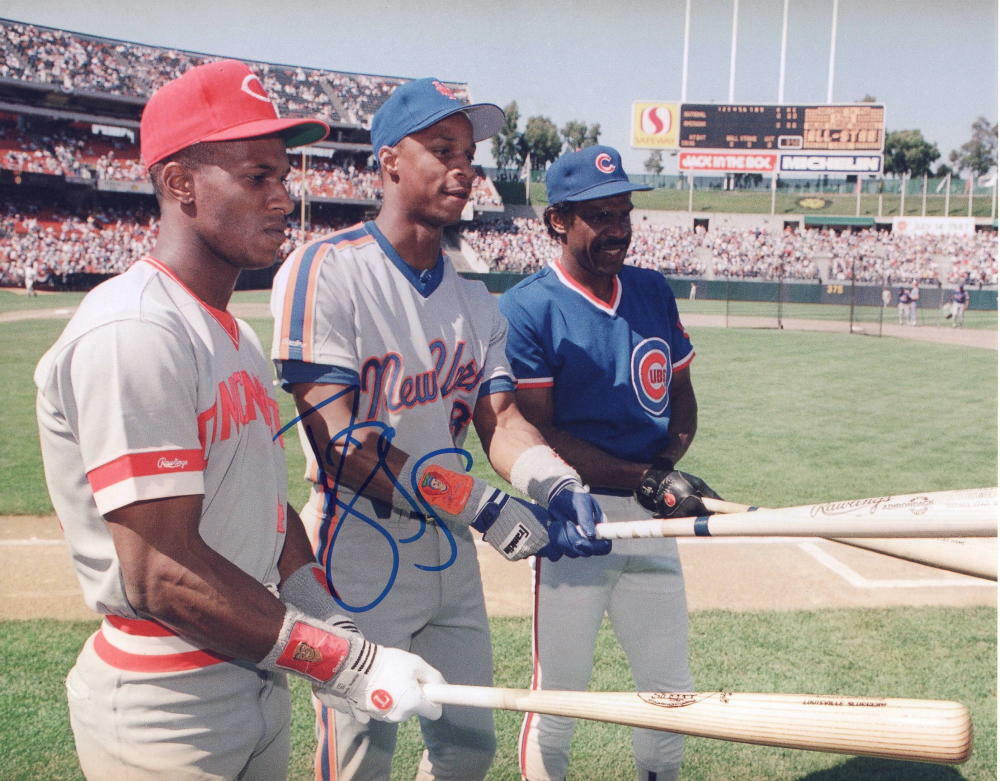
[{"left": 87, "top": 449, "right": 206, "bottom": 493}]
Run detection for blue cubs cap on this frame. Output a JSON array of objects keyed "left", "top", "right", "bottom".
[
  {"left": 370, "top": 77, "right": 505, "bottom": 165},
  {"left": 546, "top": 145, "right": 652, "bottom": 204}
]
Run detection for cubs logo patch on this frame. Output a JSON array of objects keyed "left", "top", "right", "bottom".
[
  {"left": 594, "top": 152, "right": 616, "bottom": 174},
  {"left": 630, "top": 337, "right": 671, "bottom": 415}
]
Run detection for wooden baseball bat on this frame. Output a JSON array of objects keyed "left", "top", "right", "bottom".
[
  {"left": 700, "top": 493, "right": 998, "bottom": 581},
  {"left": 830, "top": 537, "right": 997, "bottom": 581},
  {"left": 594, "top": 487, "right": 997, "bottom": 540},
  {"left": 422, "top": 684, "right": 973, "bottom": 765}
]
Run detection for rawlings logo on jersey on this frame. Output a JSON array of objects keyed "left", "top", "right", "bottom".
[
  {"left": 360, "top": 340, "right": 483, "bottom": 424},
  {"left": 630, "top": 337, "right": 672, "bottom": 415},
  {"left": 156, "top": 457, "right": 189, "bottom": 470}
]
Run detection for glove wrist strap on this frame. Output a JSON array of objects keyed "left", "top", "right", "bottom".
[
  {"left": 510, "top": 445, "right": 582, "bottom": 506},
  {"left": 260, "top": 606, "right": 359, "bottom": 685},
  {"left": 279, "top": 563, "right": 359, "bottom": 631}
]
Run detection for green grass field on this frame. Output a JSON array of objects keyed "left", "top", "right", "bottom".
[
  {"left": 1, "top": 299, "right": 996, "bottom": 779},
  {"left": 527, "top": 182, "right": 998, "bottom": 218}
]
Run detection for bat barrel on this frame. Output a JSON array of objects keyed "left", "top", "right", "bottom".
[{"left": 422, "top": 685, "right": 973, "bottom": 765}]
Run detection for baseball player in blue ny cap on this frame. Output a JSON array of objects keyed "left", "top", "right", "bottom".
[
  {"left": 270, "top": 78, "right": 612, "bottom": 780},
  {"left": 500, "top": 145, "right": 724, "bottom": 781}
]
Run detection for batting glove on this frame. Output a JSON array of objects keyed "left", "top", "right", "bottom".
[
  {"left": 542, "top": 480, "right": 612, "bottom": 560},
  {"left": 636, "top": 458, "right": 722, "bottom": 518},
  {"left": 260, "top": 606, "right": 444, "bottom": 724},
  {"left": 314, "top": 645, "right": 445, "bottom": 725}
]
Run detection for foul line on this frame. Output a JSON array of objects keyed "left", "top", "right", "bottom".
[{"left": 797, "top": 542, "right": 991, "bottom": 588}]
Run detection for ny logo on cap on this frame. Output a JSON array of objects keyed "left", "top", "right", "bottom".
[
  {"left": 241, "top": 74, "right": 271, "bottom": 104},
  {"left": 432, "top": 80, "right": 457, "bottom": 99},
  {"left": 595, "top": 152, "right": 617, "bottom": 174}
]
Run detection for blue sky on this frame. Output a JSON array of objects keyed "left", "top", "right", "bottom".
[{"left": 3, "top": 0, "right": 996, "bottom": 173}]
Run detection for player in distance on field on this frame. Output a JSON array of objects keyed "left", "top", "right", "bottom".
[
  {"left": 499, "top": 145, "right": 722, "bottom": 781},
  {"left": 270, "top": 78, "right": 610, "bottom": 780},
  {"left": 34, "top": 60, "right": 442, "bottom": 781}
]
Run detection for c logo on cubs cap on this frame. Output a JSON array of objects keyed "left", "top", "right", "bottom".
[
  {"left": 594, "top": 152, "right": 616, "bottom": 174},
  {"left": 631, "top": 338, "right": 672, "bottom": 415}
]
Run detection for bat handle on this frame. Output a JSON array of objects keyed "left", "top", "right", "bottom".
[{"left": 702, "top": 497, "right": 754, "bottom": 514}]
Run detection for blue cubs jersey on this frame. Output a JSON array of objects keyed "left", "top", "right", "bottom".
[{"left": 500, "top": 262, "right": 694, "bottom": 465}]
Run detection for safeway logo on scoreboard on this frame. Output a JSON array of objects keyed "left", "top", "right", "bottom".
[
  {"left": 631, "top": 102, "right": 680, "bottom": 149},
  {"left": 679, "top": 151, "right": 778, "bottom": 172}
]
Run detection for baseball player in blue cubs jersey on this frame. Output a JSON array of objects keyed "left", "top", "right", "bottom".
[
  {"left": 270, "top": 78, "right": 609, "bottom": 781},
  {"left": 500, "top": 146, "right": 722, "bottom": 781},
  {"left": 35, "top": 61, "right": 443, "bottom": 781}
]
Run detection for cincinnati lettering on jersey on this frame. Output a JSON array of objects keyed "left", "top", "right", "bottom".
[
  {"left": 360, "top": 339, "right": 483, "bottom": 420},
  {"left": 197, "top": 369, "right": 284, "bottom": 450}
]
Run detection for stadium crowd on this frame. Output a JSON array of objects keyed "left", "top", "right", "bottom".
[
  {"left": 460, "top": 219, "right": 997, "bottom": 285},
  {"left": 0, "top": 19, "right": 470, "bottom": 128},
  {"left": 3, "top": 206, "right": 995, "bottom": 291},
  {"left": 0, "top": 202, "right": 362, "bottom": 288},
  {"left": 0, "top": 115, "right": 504, "bottom": 208}
]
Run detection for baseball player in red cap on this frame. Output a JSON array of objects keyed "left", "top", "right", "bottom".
[
  {"left": 270, "top": 77, "right": 610, "bottom": 780},
  {"left": 35, "top": 59, "right": 444, "bottom": 780}
]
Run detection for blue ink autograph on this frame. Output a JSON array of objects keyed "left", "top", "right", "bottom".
[{"left": 274, "top": 387, "right": 472, "bottom": 613}]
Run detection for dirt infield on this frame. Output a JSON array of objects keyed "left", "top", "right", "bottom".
[
  {"left": 2, "top": 300, "right": 995, "bottom": 620},
  {"left": 1, "top": 514, "right": 994, "bottom": 621}
]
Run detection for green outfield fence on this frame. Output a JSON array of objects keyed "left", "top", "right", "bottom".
[
  {"left": 461, "top": 272, "right": 998, "bottom": 335},
  {"left": 491, "top": 168, "right": 999, "bottom": 218}
]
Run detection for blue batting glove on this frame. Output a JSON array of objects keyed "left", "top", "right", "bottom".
[{"left": 539, "top": 482, "right": 612, "bottom": 560}]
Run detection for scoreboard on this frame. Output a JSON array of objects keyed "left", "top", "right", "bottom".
[
  {"left": 678, "top": 103, "right": 884, "bottom": 151},
  {"left": 631, "top": 101, "right": 885, "bottom": 173}
]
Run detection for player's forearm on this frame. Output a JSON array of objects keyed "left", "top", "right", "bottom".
[
  {"left": 534, "top": 424, "right": 647, "bottom": 490},
  {"left": 277, "top": 505, "right": 320, "bottom": 583},
  {"left": 659, "top": 371, "right": 698, "bottom": 466},
  {"left": 108, "top": 496, "right": 288, "bottom": 662},
  {"left": 291, "top": 383, "right": 407, "bottom": 503}
]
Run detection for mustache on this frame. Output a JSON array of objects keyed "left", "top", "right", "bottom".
[{"left": 596, "top": 237, "right": 630, "bottom": 251}]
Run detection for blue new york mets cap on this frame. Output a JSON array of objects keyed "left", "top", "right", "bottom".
[
  {"left": 546, "top": 145, "right": 652, "bottom": 205},
  {"left": 370, "top": 78, "right": 505, "bottom": 165}
]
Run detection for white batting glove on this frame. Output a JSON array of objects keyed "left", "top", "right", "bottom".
[
  {"left": 315, "top": 646, "right": 445, "bottom": 724},
  {"left": 259, "top": 606, "right": 444, "bottom": 724}
]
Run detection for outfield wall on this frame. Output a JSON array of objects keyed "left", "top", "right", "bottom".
[{"left": 462, "top": 272, "right": 998, "bottom": 311}]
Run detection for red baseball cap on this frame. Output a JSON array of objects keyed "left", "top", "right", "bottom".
[{"left": 140, "top": 59, "right": 329, "bottom": 169}]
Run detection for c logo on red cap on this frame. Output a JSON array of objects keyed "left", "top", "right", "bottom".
[
  {"left": 240, "top": 75, "right": 270, "bottom": 104},
  {"left": 595, "top": 153, "right": 616, "bottom": 174}
]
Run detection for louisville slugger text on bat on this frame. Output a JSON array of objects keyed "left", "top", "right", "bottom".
[
  {"left": 699, "top": 490, "right": 998, "bottom": 580},
  {"left": 594, "top": 487, "right": 997, "bottom": 540},
  {"left": 422, "top": 684, "right": 972, "bottom": 765}
]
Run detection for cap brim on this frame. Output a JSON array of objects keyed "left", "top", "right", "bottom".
[
  {"left": 200, "top": 117, "right": 330, "bottom": 149},
  {"left": 563, "top": 180, "right": 653, "bottom": 202},
  {"left": 460, "top": 103, "right": 506, "bottom": 143},
  {"left": 403, "top": 101, "right": 506, "bottom": 145}
]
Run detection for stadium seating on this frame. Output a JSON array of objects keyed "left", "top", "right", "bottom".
[{"left": 0, "top": 18, "right": 994, "bottom": 291}]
